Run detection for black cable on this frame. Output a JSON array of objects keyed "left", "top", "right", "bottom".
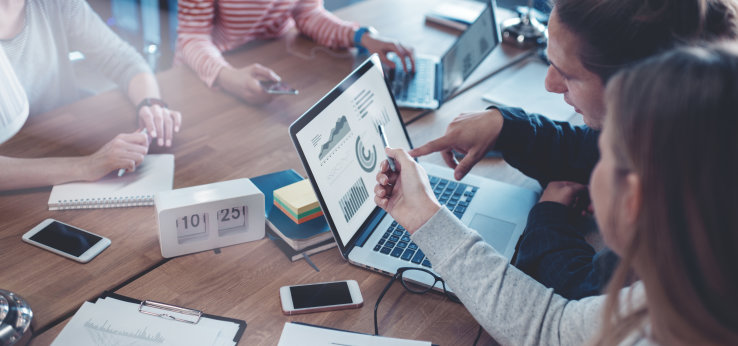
[{"left": 473, "top": 325, "right": 484, "bottom": 346}]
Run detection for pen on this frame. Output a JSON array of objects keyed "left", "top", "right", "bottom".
[
  {"left": 117, "top": 128, "right": 148, "bottom": 177},
  {"left": 377, "top": 124, "right": 396, "bottom": 172},
  {"left": 302, "top": 253, "right": 320, "bottom": 272}
]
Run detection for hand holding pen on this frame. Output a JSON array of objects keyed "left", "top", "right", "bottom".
[
  {"left": 377, "top": 124, "right": 396, "bottom": 172},
  {"left": 117, "top": 128, "right": 150, "bottom": 177},
  {"left": 79, "top": 130, "right": 149, "bottom": 182}
]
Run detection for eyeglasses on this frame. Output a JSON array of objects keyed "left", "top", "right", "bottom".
[{"left": 373, "top": 266, "right": 460, "bottom": 336}]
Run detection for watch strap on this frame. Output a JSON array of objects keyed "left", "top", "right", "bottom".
[
  {"left": 353, "top": 27, "right": 375, "bottom": 55},
  {"left": 136, "top": 98, "right": 168, "bottom": 115}
]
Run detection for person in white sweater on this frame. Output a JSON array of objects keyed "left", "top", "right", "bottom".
[
  {"left": 0, "top": 0, "right": 182, "bottom": 190},
  {"left": 373, "top": 43, "right": 738, "bottom": 345}
]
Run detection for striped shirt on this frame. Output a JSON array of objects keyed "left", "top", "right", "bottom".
[{"left": 176, "top": 0, "right": 358, "bottom": 87}]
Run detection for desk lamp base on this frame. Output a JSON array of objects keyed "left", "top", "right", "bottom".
[{"left": 501, "top": 14, "right": 547, "bottom": 49}]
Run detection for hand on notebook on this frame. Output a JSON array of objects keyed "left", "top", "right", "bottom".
[
  {"left": 410, "top": 109, "right": 504, "bottom": 180},
  {"left": 374, "top": 147, "right": 441, "bottom": 234},
  {"left": 361, "top": 34, "right": 415, "bottom": 74},
  {"left": 85, "top": 131, "right": 149, "bottom": 181},
  {"left": 216, "top": 63, "right": 280, "bottom": 105}
]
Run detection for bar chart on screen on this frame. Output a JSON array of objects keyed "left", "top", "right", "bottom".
[{"left": 338, "top": 178, "right": 370, "bottom": 222}]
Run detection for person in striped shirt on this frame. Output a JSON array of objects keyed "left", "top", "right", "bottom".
[{"left": 176, "top": 0, "right": 415, "bottom": 105}]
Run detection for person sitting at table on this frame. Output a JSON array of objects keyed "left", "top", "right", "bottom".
[
  {"left": 0, "top": 0, "right": 182, "bottom": 190},
  {"left": 408, "top": 0, "right": 738, "bottom": 299},
  {"left": 374, "top": 43, "right": 738, "bottom": 345},
  {"left": 176, "top": 0, "right": 415, "bottom": 105}
]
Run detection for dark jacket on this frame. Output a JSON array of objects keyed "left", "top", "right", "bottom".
[{"left": 494, "top": 106, "right": 618, "bottom": 299}]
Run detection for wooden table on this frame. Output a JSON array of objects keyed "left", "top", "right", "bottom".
[{"left": 0, "top": 0, "right": 539, "bottom": 344}]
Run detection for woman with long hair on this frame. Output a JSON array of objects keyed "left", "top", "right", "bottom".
[{"left": 374, "top": 43, "right": 738, "bottom": 344}]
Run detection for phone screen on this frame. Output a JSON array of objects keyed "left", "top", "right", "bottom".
[
  {"left": 290, "top": 282, "right": 352, "bottom": 309},
  {"left": 260, "top": 80, "right": 298, "bottom": 95},
  {"left": 30, "top": 221, "right": 102, "bottom": 257}
]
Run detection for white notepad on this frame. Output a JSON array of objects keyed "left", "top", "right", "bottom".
[{"left": 48, "top": 154, "right": 174, "bottom": 210}]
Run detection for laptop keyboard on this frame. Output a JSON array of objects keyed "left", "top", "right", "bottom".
[
  {"left": 388, "top": 55, "right": 435, "bottom": 105},
  {"left": 372, "top": 175, "right": 479, "bottom": 268}
]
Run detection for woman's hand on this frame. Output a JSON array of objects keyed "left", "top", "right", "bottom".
[
  {"left": 361, "top": 34, "right": 415, "bottom": 73},
  {"left": 374, "top": 147, "right": 441, "bottom": 234},
  {"left": 138, "top": 104, "right": 182, "bottom": 147},
  {"left": 83, "top": 131, "right": 150, "bottom": 181},
  {"left": 216, "top": 63, "right": 281, "bottom": 105}
]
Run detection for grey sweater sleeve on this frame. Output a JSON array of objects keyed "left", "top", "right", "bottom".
[
  {"left": 61, "top": 0, "right": 151, "bottom": 94},
  {"left": 411, "top": 208, "right": 606, "bottom": 345}
]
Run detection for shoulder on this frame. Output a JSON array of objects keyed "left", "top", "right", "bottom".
[{"left": 31, "top": 0, "right": 93, "bottom": 17}]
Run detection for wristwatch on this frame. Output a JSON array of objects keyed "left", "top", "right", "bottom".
[
  {"left": 136, "top": 97, "right": 168, "bottom": 115},
  {"left": 353, "top": 26, "right": 378, "bottom": 55}
]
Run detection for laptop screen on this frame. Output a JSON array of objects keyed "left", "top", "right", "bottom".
[
  {"left": 441, "top": 3, "right": 499, "bottom": 100},
  {"left": 291, "top": 56, "right": 412, "bottom": 250}
]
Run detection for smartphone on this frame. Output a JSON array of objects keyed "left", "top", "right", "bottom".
[
  {"left": 260, "top": 80, "right": 299, "bottom": 95},
  {"left": 280, "top": 280, "right": 363, "bottom": 315},
  {"left": 22, "top": 219, "right": 111, "bottom": 263}
]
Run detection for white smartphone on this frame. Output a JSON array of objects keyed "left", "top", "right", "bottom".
[
  {"left": 280, "top": 280, "right": 363, "bottom": 315},
  {"left": 260, "top": 80, "right": 299, "bottom": 95},
  {"left": 22, "top": 218, "right": 111, "bottom": 263}
]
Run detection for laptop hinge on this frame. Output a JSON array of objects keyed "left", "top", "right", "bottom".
[
  {"left": 354, "top": 209, "right": 387, "bottom": 248},
  {"left": 435, "top": 62, "right": 444, "bottom": 106}
]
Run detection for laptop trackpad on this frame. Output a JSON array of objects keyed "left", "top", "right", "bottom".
[{"left": 469, "top": 214, "right": 516, "bottom": 251}]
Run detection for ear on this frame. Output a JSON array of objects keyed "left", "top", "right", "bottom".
[{"left": 622, "top": 173, "right": 642, "bottom": 227}]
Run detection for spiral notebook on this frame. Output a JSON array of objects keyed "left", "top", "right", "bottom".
[{"left": 48, "top": 154, "right": 174, "bottom": 210}]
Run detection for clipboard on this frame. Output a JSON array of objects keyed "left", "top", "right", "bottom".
[{"left": 100, "top": 291, "right": 247, "bottom": 343}]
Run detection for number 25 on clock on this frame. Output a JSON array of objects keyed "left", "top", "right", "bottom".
[{"left": 217, "top": 205, "right": 248, "bottom": 235}]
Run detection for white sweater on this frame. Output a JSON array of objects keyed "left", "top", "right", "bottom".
[
  {"left": 0, "top": 0, "right": 150, "bottom": 115},
  {"left": 411, "top": 207, "right": 651, "bottom": 345}
]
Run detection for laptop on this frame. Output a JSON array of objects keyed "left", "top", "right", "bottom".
[
  {"left": 389, "top": 0, "right": 501, "bottom": 109},
  {"left": 289, "top": 54, "right": 538, "bottom": 291}
]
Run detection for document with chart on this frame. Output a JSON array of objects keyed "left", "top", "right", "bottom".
[
  {"left": 52, "top": 293, "right": 244, "bottom": 346},
  {"left": 295, "top": 66, "right": 410, "bottom": 242}
]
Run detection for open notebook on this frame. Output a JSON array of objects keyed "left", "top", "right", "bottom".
[{"left": 48, "top": 154, "right": 174, "bottom": 210}]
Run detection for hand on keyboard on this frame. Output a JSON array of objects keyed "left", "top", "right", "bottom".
[{"left": 361, "top": 34, "right": 416, "bottom": 73}]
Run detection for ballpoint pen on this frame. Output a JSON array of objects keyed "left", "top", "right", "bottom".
[
  {"left": 377, "top": 124, "right": 396, "bottom": 172},
  {"left": 117, "top": 128, "right": 148, "bottom": 177}
]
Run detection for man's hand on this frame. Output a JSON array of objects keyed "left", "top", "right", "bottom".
[{"left": 410, "top": 109, "right": 504, "bottom": 180}]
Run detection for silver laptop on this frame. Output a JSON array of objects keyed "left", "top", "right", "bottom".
[
  {"left": 289, "top": 54, "right": 537, "bottom": 291},
  {"left": 389, "top": 0, "right": 500, "bottom": 109}
]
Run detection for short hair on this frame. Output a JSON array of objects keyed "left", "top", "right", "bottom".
[{"left": 552, "top": 0, "right": 738, "bottom": 82}]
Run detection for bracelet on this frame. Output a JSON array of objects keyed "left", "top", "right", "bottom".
[
  {"left": 353, "top": 26, "right": 377, "bottom": 55},
  {"left": 135, "top": 97, "right": 168, "bottom": 115}
]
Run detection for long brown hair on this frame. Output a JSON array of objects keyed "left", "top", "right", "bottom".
[
  {"left": 552, "top": 0, "right": 738, "bottom": 82},
  {"left": 595, "top": 43, "right": 738, "bottom": 344}
]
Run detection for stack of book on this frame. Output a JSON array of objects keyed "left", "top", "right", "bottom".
[
  {"left": 250, "top": 170, "right": 335, "bottom": 262},
  {"left": 424, "top": 0, "right": 485, "bottom": 31}
]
